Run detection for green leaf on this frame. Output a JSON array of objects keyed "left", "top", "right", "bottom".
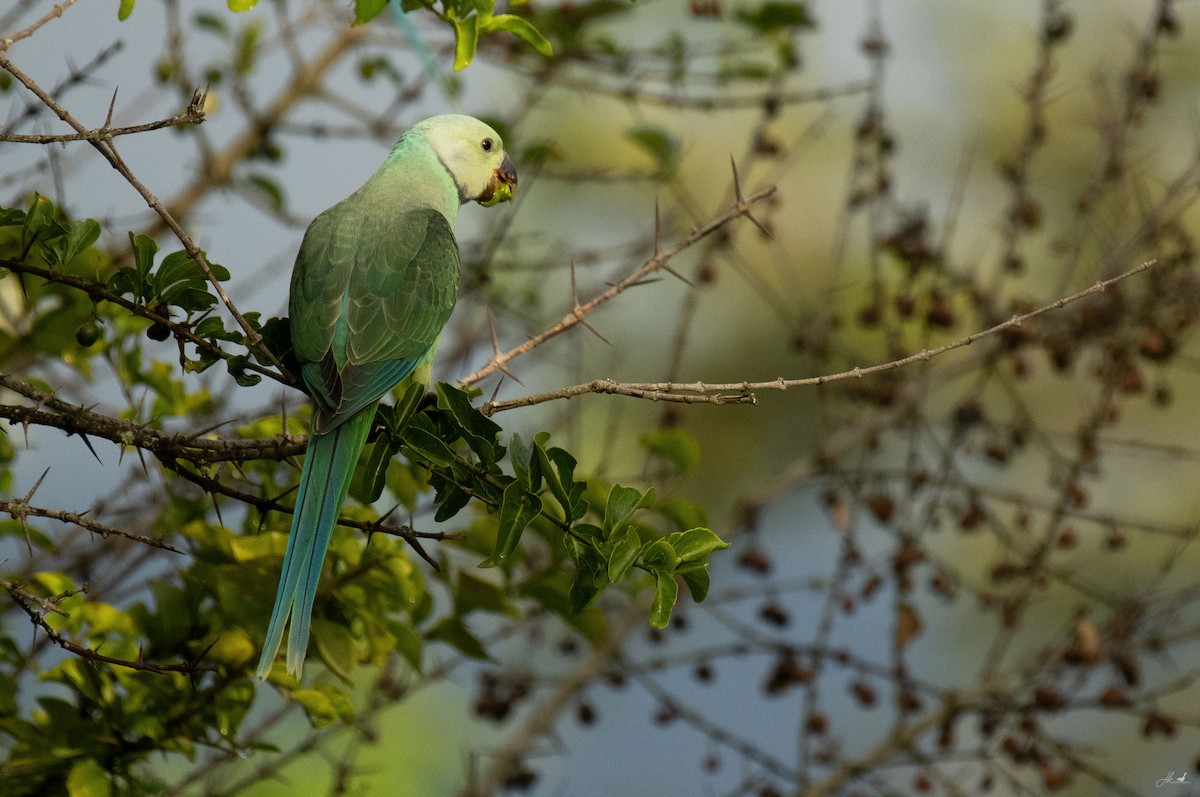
[
  {"left": 607, "top": 528, "right": 641, "bottom": 582},
  {"left": 227, "top": 0, "right": 257, "bottom": 10},
  {"left": 436, "top": 383, "right": 502, "bottom": 464},
  {"left": 0, "top": 207, "right": 25, "bottom": 227},
  {"left": 678, "top": 562, "right": 711, "bottom": 602},
  {"left": 569, "top": 546, "right": 608, "bottom": 614},
  {"left": 118, "top": 0, "right": 136, "bottom": 21},
  {"left": 668, "top": 527, "right": 728, "bottom": 563},
  {"left": 56, "top": 218, "right": 101, "bottom": 269},
  {"left": 431, "top": 479, "right": 471, "bottom": 522},
  {"left": 491, "top": 482, "right": 542, "bottom": 566},
  {"left": 454, "top": 571, "right": 510, "bottom": 616},
  {"left": 194, "top": 12, "right": 230, "bottom": 37},
  {"left": 129, "top": 232, "right": 158, "bottom": 280},
  {"left": 602, "top": 484, "right": 651, "bottom": 538},
  {"left": 451, "top": 13, "right": 479, "bottom": 71},
  {"left": 425, "top": 616, "right": 490, "bottom": 660},
  {"left": 639, "top": 428, "right": 701, "bottom": 473},
  {"left": 649, "top": 571, "right": 679, "bottom": 629},
  {"left": 21, "top": 195, "right": 56, "bottom": 255},
  {"left": 355, "top": 0, "right": 389, "bottom": 23},
  {"left": 66, "top": 758, "right": 108, "bottom": 797},
  {"left": 510, "top": 432, "right": 534, "bottom": 489},
  {"left": 392, "top": 622, "right": 422, "bottom": 669},
  {"left": 352, "top": 436, "right": 401, "bottom": 504},
  {"left": 292, "top": 683, "right": 354, "bottom": 727},
  {"left": 312, "top": 619, "right": 356, "bottom": 682},
  {"left": 484, "top": 14, "right": 554, "bottom": 56},
  {"left": 401, "top": 415, "right": 457, "bottom": 467},
  {"left": 226, "top": 355, "right": 261, "bottom": 387},
  {"left": 534, "top": 439, "right": 587, "bottom": 522},
  {"left": 626, "top": 126, "right": 681, "bottom": 177},
  {"left": 154, "top": 250, "right": 215, "bottom": 311},
  {"left": 640, "top": 539, "right": 677, "bottom": 572},
  {"left": 390, "top": 381, "right": 426, "bottom": 432},
  {"left": 735, "top": 1, "right": 816, "bottom": 32},
  {"left": 247, "top": 174, "right": 284, "bottom": 211},
  {"left": 654, "top": 496, "right": 709, "bottom": 533}
]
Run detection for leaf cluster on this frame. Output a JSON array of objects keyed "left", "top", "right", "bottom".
[
  {"left": 0, "top": 193, "right": 730, "bottom": 787},
  {"left": 119, "top": 0, "right": 554, "bottom": 72}
]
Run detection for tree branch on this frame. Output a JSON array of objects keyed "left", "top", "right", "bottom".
[
  {"left": 0, "top": 87, "right": 207, "bottom": 143},
  {"left": 462, "top": 184, "right": 778, "bottom": 386},
  {"left": 483, "top": 259, "right": 1158, "bottom": 413},
  {"left": 0, "top": 0, "right": 77, "bottom": 51},
  {"left": 1, "top": 577, "right": 215, "bottom": 674}
]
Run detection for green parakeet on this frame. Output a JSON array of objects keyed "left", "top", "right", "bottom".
[{"left": 257, "top": 115, "right": 517, "bottom": 679}]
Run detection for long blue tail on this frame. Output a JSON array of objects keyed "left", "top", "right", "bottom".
[{"left": 256, "top": 410, "right": 373, "bottom": 679}]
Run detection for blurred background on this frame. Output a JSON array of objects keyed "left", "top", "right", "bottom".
[{"left": 3, "top": 1, "right": 1200, "bottom": 795}]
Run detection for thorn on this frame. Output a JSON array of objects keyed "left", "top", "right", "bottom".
[
  {"left": 744, "top": 210, "right": 772, "bottom": 239},
  {"left": 190, "top": 85, "right": 209, "bottom": 119},
  {"left": 192, "top": 417, "right": 237, "bottom": 438},
  {"left": 659, "top": 262, "right": 695, "bottom": 287},
  {"left": 104, "top": 86, "right": 119, "bottom": 130},
  {"left": 731, "top": 155, "right": 771, "bottom": 238},
  {"left": 577, "top": 315, "right": 612, "bottom": 346},
  {"left": 408, "top": 533, "right": 438, "bottom": 571},
  {"left": 78, "top": 433, "right": 102, "bottom": 464},
  {"left": 210, "top": 491, "right": 224, "bottom": 529},
  {"left": 487, "top": 306, "right": 524, "bottom": 386},
  {"left": 569, "top": 259, "right": 581, "bottom": 306},
  {"left": 195, "top": 637, "right": 219, "bottom": 664},
  {"left": 567, "top": 263, "right": 611, "bottom": 344},
  {"left": 614, "top": 276, "right": 664, "bottom": 289},
  {"left": 654, "top": 200, "right": 662, "bottom": 257},
  {"left": 17, "top": 516, "right": 32, "bottom": 559},
  {"left": 23, "top": 468, "right": 50, "bottom": 503}
]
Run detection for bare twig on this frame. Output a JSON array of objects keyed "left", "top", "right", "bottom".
[{"left": 0, "top": 0, "right": 77, "bottom": 51}]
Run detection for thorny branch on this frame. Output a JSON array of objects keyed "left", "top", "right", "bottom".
[
  {"left": 482, "top": 259, "right": 1158, "bottom": 414},
  {"left": 0, "top": 373, "right": 453, "bottom": 562},
  {"left": 0, "top": 373, "right": 303, "bottom": 466},
  {"left": 1, "top": 577, "right": 215, "bottom": 674},
  {"left": 0, "top": 87, "right": 207, "bottom": 144},
  {"left": 463, "top": 183, "right": 779, "bottom": 386}
]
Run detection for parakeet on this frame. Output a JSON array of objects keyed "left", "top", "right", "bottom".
[{"left": 256, "top": 115, "right": 517, "bottom": 680}]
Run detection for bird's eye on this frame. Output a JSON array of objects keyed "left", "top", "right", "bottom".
[{"left": 481, "top": 138, "right": 494, "bottom": 152}]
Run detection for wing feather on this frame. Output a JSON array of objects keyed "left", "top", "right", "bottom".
[{"left": 289, "top": 204, "right": 459, "bottom": 433}]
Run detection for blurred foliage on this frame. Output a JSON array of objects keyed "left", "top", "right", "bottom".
[
  {"left": 120, "top": 0, "right": 553, "bottom": 71},
  {"left": 14, "top": 1, "right": 1200, "bottom": 796}
]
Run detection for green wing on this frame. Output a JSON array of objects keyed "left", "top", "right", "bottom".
[{"left": 289, "top": 204, "right": 459, "bottom": 432}]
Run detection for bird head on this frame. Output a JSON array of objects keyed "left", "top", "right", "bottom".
[{"left": 417, "top": 114, "right": 517, "bottom": 207}]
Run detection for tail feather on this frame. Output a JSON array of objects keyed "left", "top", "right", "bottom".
[{"left": 256, "top": 409, "right": 373, "bottom": 679}]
